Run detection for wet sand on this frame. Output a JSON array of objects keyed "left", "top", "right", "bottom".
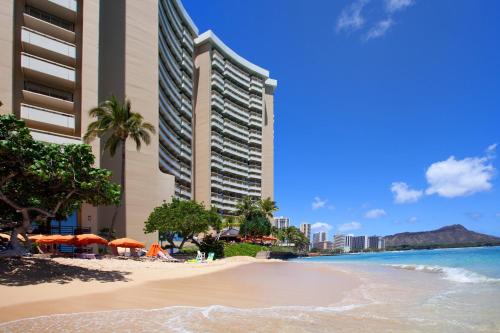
[{"left": 0, "top": 261, "right": 360, "bottom": 323}]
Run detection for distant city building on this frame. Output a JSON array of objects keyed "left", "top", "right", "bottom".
[
  {"left": 312, "top": 231, "right": 327, "bottom": 248},
  {"left": 300, "top": 223, "right": 311, "bottom": 240},
  {"left": 351, "top": 236, "right": 368, "bottom": 251},
  {"left": 315, "top": 241, "right": 333, "bottom": 251},
  {"left": 333, "top": 234, "right": 353, "bottom": 252},
  {"left": 272, "top": 216, "right": 290, "bottom": 230}
]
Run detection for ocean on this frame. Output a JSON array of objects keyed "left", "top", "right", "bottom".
[{"left": 1, "top": 247, "right": 499, "bottom": 333}]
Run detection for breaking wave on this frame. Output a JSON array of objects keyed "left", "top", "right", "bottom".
[{"left": 386, "top": 264, "right": 500, "bottom": 284}]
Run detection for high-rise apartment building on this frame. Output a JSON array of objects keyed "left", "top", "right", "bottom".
[
  {"left": 312, "top": 231, "right": 327, "bottom": 247},
  {"left": 272, "top": 216, "right": 290, "bottom": 230},
  {"left": 193, "top": 31, "right": 276, "bottom": 214},
  {"left": 158, "top": 0, "right": 198, "bottom": 200},
  {"left": 0, "top": 0, "right": 276, "bottom": 244},
  {"left": 300, "top": 223, "right": 311, "bottom": 240}
]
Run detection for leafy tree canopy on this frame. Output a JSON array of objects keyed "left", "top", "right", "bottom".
[
  {"left": 144, "top": 198, "right": 220, "bottom": 249},
  {"left": 0, "top": 114, "right": 121, "bottom": 255},
  {"left": 239, "top": 212, "right": 272, "bottom": 238}
]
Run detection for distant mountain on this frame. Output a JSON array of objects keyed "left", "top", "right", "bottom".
[{"left": 385, "top": 224, "right": 500, "bottom": 248}]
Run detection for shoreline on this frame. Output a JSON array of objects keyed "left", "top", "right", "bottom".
[{"left": 0, "top": 258, "right": 360, "bottom": 323}]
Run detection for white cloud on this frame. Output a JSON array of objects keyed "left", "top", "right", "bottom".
[
  {"left": 338, "top": 222, "right": 362, "bottom": 232},
  {"left": 386, "top": 0, "right": 414, "bottom": 13},
  {"left": 391, "top": 182, "right": 424, "bottom": 204},
  {"left": 407, "top": 216, "right": 418, "bottom": 224},
  {"left": 425, "top": 156, "right": 495, "bottom": 198},
  {"left": 466, "top": 212, "right": 482, "bottom": 221},
  {"left": 311, "top": 222, "right": 333, "bottom": 230},
  {"left": 312, "top": 197, "right": 328, "bottom": 210},
  {"left": 336, "top": 0, "right": 369, "bottom": 33},
  {"left": 365, "top": 19, "right": 393, "bottom": 40},
  {"left": 365, "top": 208, "right": 387, "bottom": 219}
]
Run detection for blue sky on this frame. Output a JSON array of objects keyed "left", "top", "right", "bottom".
[{"left": 184, "top": 0, "right": 500, "bottom": 238}]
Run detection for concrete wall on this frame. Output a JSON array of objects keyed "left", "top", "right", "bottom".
[
  {"left": 0, "top": 1, "right": 14, "bottom": 113},
  {"left": 97, "top": 0, "right": 175, "bottom": 245},
  {"left": 262, "top": 86, "right": 275, "bottom": 200},
  {"left": 193, "top": 44, "right": 213, "bottom": 208},
  {"left": 79, "top": 0, "right": 100, "bottom": 232}
]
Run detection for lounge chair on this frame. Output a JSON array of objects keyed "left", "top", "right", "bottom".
[
  {"left": 157, "top": 250, "right": 180, "bottom": 262},
  {"left": 186, "top": 251, "right": 206, "bottom": 263},
  {"left": 206, "top": 252, "right": 215, "bottom": 262}
]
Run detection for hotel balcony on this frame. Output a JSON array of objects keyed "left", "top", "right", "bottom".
[
  {"left": 224, "top": 64, "right": 250, "bottom": 89},
  {"left": 182, "top": 32, "right": 195, "bottom": 54},
  {"left": 249, "top": 189, "right": 261, "bottom": 197},
  {"left": 224, "top": 157, "right": 248, "bottom": 172},
  {"left": 224, "top": 138, "right": 248, "bottom": 155},
  {"left": 249, "top": 96, "right": 263, "bottom": 111},
  {"left": 21, "top": 103, "right": 75, "bottom": 130},
  {"left": 159, "top": 149, "right": 180, "bottom": 171},
  {"left": 163, "top": 0, "right": 182, "bottom": 35},
  {"left": 223, "top": 126, "right": 248, "bottom": 143},
  {"left": 159, "top": 38, "right": 182, "bottom": 85},
  {"left": 211, "top": 93, "right": 224, "bottom": 111},
  {"left": 212, "top": 52, "right": 225, "bottom": 72},
  {"left": 159, "top": 131, "right": 181, "bottom": 156},
  {"left": 249, "top": 154, "right": 261, "bottom": 163},
  {"left": 224, "top": 177, "right": 249, "bottom": 190},
  {"left": 21, "top": 53, "right": 75, "bottom": 88},
  {"left": 211, "top": 139, "right": 223, "bottom": 151},
  {"left": 223, "top": 145, "right": 248, "bottom": 160},
  {"left": 223, "top": 164, "right": 248, "bottom": 178},
  {"left": 21, "top": 27, "right": 75, "bottom": 66},
  {"left": 249, "top": 81, "right": 263, "bottom": 95},
  {"left": 225, "top": 119, "right": 248, "bottom": 137},
  {"left": 224, "top": 82, "right": 249, "bottom": 107},
  {"left": 180, "top": 96, "right": 192, "bottom": 118},
  {"left": 23, "top": 13, "right": 74, "bottom": 45},
  {"left": 223, "top": 186, "right": 249, "bottom": 196},
  {"left": 30, "top": 128, "right": 80, "bottom": 145},
  {"left": 22, "top": 81, "right": 73, "bottom": 113},
  {"left": 181, "top": 74, "right": 193, "bottom": 97},
  {"left": 159, "top": 98, "right": 182, "bottom": 132},
  {"left": 249, "top": 112, "right": 262, "bottom": 128},
  {"left": 211, "top": 72, "right": 225, "bottom": 92},
  {"left": 249, "top": 183, "right": 262, "bottom": 192}
]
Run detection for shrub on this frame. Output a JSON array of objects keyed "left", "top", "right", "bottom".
[
  {"left": 224, "top": 243, "right": 267, "bottom": 257},
  {"left": 199, "top": 235, "right": 225, "bottom": 259}
]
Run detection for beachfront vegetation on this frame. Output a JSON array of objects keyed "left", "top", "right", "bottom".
[
  {"left": 84, "top": 96, "right": 155, "bottom": 237},
  {"left": 239, "top": 213, "right": 272, "bottom": 238},
  {"left": 223, "top": 243, "right": 266, "bottom": 257},
  {"left": 144, "top": 198, "right": 220, "bottom": 250},
  {"left": 0, "top": 114, "right": 121, "bottom": 256},
  {"left": 273, "top": 226, "right": 310, "bottom": 252},
  {"left": 199, "top": 235, "right": 225, "bottom": 259},
  {"left": 234, "top": 196, "right": 276, "bottom": 239}
]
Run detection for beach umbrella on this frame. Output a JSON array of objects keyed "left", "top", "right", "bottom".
[
  {"left": 146, "top": 242, "right": 165, "bottom": 257},
  {"left": 28, "top": 234, "right": 46, "bottom": 241},
  {"left": 0, "top": 233, "right": 27, "bottom": 241},
  {"left": 73, "top": 234, "right": 108, "bottom": 246},
  {"left": 108, "top": 238, "right": 145, "bottom": 248},
  {"left": 35, "top": 234, "right": 76, "bottom": 245},
  {"left": 263, "top": 236, "right": 277, "bottom": 241}
]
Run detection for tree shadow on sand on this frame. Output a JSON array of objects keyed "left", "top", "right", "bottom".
[{"left": 0, "top": 258, "right": 131, "bottom": 286}]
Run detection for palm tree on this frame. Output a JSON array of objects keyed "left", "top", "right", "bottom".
[
  {"left": 258, "top": 197, "right": 278, "bottom": 219},
  {"left": 84, "top": 96, "right": 155, "bottom": 237},
  {"left": 235, "top": 196, "right": 258, "bottom": 220}
]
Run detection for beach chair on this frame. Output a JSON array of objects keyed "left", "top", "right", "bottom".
[
  {"left": 157, "top": 250, "right": 180, "bottom": 262},
  {"left": 206, "top": 252, "right": 215, "bottom": 262},
  {"left": 197, "top": 251, "right": 206, "bottom": 261}
]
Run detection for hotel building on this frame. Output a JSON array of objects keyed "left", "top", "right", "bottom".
[
  {"left": 0, "top": 0, "right": 276, "bottom": 244},
  {"left": 312, "top": 231, "right": 327, "bottom": 248},
  {"left": 333, "top": 234, "right": 353, "bottom": 252},
  {"left": 193, "top": 31, "right": 276, "bottom": 214},
  {"left": 300, "top": 223, "right": 311, "bottom": 240},
  {"left": 272, "top": 216, "right": 290, "bottom": 230}
]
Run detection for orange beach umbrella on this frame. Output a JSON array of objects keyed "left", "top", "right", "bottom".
[
  {"left": 73, "top": 234, "right": 108, "bottom": 246},
  {"left": 108, "top": 238, "right": 145, "bottom": 248},
  {"left": 146, "top": 242, "right": 165, "bottom": 257},
  {"left": 0, "top": 233, "right": 27, "bottom": 241},
  {"left": 35, "top": 234, "right": 76, "bottom": 245},
  {"left": 28, "top": 234, "right": 46, "bottom": 241}
]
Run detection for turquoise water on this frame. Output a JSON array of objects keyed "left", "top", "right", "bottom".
[{"left": 295, "top": 246, "right": 500, "bottom": 281}]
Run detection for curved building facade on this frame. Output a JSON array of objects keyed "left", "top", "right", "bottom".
[
  {"left": 158, "top": 0, "right": 198, "bottom": 200},
  {"left": 193, "top": 31, "right": 276, "bottom": 214}
]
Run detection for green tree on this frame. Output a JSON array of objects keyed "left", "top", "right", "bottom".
[
  {"left": 144, "top": 198, "right": 219, "bottom": 250},
  {"left": 235, "top": 196, "right": 258, "bottom": 220},
  {"left": 239, "top": 213, "right": 271, "bottom": 239},
  {"left": 0, "top": 115, "right": 121, "bottom": 256},
  {"left": 258, "top": 197, "right": 278, "bottom": 219},
  {"left": 84, "top": 96, "right": 155, "bottom": 236}
]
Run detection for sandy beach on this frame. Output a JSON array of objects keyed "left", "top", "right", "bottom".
[{"left": 0, "top": 257, "right": 359, "bottom": 323}]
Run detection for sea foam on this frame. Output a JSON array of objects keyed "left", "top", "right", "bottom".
[{"left": 386, "top": 264, "right": 500, "bottom": 284}]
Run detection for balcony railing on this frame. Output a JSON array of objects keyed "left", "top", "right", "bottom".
[
  {"left": 21, "top": 27, "right": 76, "bottom": 60},
  {"left": 21, "top": 53, "right": 75, "bottom": 83},
  {"left": 21, "top": 103, "right": 74, "bottom": 129}
]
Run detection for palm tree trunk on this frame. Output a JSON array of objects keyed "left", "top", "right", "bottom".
[{"left": 108, "top": 140, "right": 126, "bottom": 239}]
